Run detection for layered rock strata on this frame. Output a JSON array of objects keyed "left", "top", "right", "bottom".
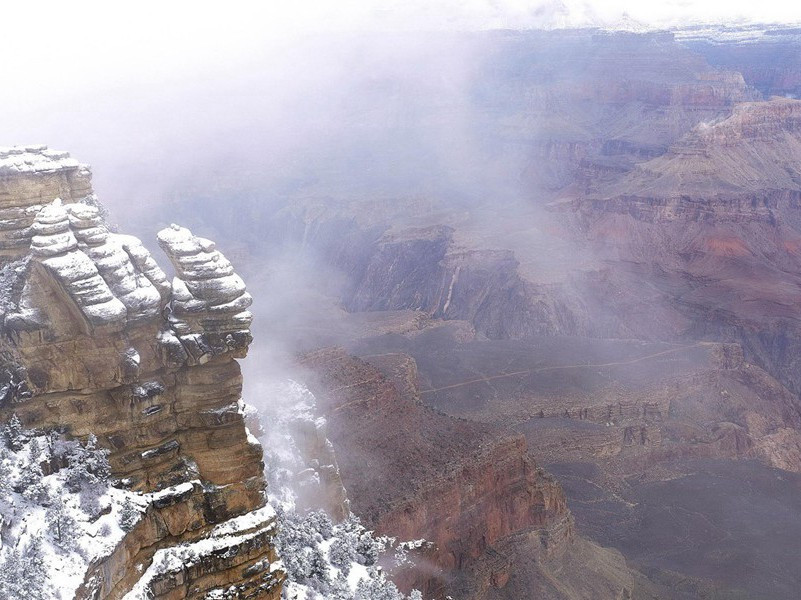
[
  {"left": 0, "top": 145, "right": 93, "bottom": 261},
  {"left": 0, "top": 146, "right": 282, "bottom": 599},
  {"left": 299, "top": 348, "right": 643, "bottom": 599},
  {"left": 580, "top": 98, "right": 801, "bottom": 223}
]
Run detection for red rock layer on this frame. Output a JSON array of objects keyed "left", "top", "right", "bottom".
[{"left": 299, "top": 349, "right": 572, "bottom": 596}]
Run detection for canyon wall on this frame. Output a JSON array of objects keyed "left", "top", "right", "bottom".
[
  {"left": 298, "top": 348, "right": 646, "bottom": 599},
  {"left": 0, "top": 146, "right": 282, "bottom": 599}
]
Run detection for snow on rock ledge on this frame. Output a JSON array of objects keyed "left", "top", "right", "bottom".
[
  {"left": 0, "top": 145, "right": 81, "bottom": 175},
  {"left": 0, "top": 146, "right": 93, "bottom": 262},
  {"left": 0, "top": 148, "right": 277, "bottom": 600}
]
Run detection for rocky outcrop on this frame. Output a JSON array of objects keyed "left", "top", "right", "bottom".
[
  {"left": 580, "top": 98, "right": 801, "bottom": 223},
  {"left": 345, "top": 225, "right": 588, "bottom": 340},
  {"left": 0, "top": 145, "right": 94, "bottom": 262},
  {"left": 0, "top": 147, "right": 282, "bottom": 599}
]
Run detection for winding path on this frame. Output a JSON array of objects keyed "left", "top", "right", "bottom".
[{"left": 417, "top": 342, "right": 706, "bottom": 395}]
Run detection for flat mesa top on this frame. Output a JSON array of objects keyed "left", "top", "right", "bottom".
[{"left": 0, "top": 145, "right": 82, "bottom": 175}]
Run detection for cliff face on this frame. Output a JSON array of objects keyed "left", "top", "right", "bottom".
[
  {"left": 581, "top": 98, "right": 801, "bottom": 223},
  {"left": 343, "top": 225, "right": 588, "bottom": 340},
  {"left": 567, "top": 98, "right": 801, "bottom": 397},
  {"left": 681, "top": 26, "right": 801, "bottom": 98},
  {"left": 298, "top": 348, "right": 643, "bottom": 599},
  {"left": 0, "top": 146, "right": 282, "bottom": 599}
]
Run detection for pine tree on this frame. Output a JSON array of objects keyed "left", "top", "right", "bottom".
[
  {"left": 0, "top": 448, "right": 12, "bottom": 496},
  {"left": 328, "top": 572, "right": 352, "bottom": 600},
  {"left": 3, "top": 414, "right": 24, "bottom": 451},
  {"left": 83, "top": 434, "right": 110, "bottom": 482},
  {"left": 353, "top": 571, "right": 404, "bottom": 600},
  {"left": 307, "top": 547, "right": 330, "bottom": 584},
  {"left": 64, "top": 435, "right": 112, "bottom": 518},
  {"left": 47, "top": 497, "right": 79, "bottom": 549},
  {"left": 119, "top": 496, "right": 140, "bottom": 531},
  {"left": 16, "top": 455, "right": 43, "bottom": 495},
  {"left": 329, "top": 534, "right": 357, "bottom": 575},
  {"left": 27, "top": 436, "right": 42, "bottom": 463},
  {"left": 21, "top": 534, "right": 49, "bottom": 600},
  {"left": 306, "top": 510, "right": 334, "bottom": 540},
  {"left": 22, "top": 478, "right": 51, "bottom": 505},
  {"left": 0, "top": 546, "right": 25, "bottom": 598},
  {"left": 356, "top": 531, "right": 380, "bottom": 566}
]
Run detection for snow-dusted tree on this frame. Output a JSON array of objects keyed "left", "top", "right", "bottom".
[
  {"left": 327, "top": 572, "right": 351, "bottom": 600},
  {"left": 356, "top": 531, "right": 381, "bottom": 566},
  {"left": 353, "top": 570, "right": 405, "bottom": 600},
  {"left": 307, "top": 546, "right": 330, "bottom": 584},
  {"left": 21, "top": 534, "right": 49, "bottom": 600},
  {"left": 27, "top": 436, "right": 44, "bottom": 463},
  {"left": 306, "top": 510, "right": 334, "bottom": 540},
  {"left": 22, "top": 477, "right": 51, "bottom": 505},
  {"left": 16, "top": 455, "right": 43, "bottom": 494},
  {"left": 3, "top": 414, "right": 24, "bottom": 451},
  {"left": 64, "top": 435, "right": 110, "bottom": 491},
  {"left": 328, "top": 533, "right": 358, "bottom": 575},
  {"left": 83, "top": 434, "right": 111, "bottom": 481},
  {"left": 63, "top": 434, "right": 111, "bottom": 514},
  {"left": 120, "top": 496, "right": 140, "bottom": 531},
  {"left": 0, "top": 448, "right": 12, "bottom": 495},
  {"left": 47, "top": 497, "right": 79, "bottom": 549},
  {"left": 0, "top": 546, "right": 25, "bottom": 598}
]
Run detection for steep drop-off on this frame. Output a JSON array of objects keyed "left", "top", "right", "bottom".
[
  {"left": 0, "top": 146, "right": 282, "bottom": 599},
  {"left": 299, "top": 348, "right": 653, "bottom": 600}
]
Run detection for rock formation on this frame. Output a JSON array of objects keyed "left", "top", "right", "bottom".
[
  {"left": 0, "top": 146, "right": 282, "bottom": 599},
  {"left": 299, "top": 348, "right": 650, "bottom": 599}
]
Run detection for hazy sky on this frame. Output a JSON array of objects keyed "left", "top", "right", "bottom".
[
  {"left": 3, "top": 0, "right": 801, "bottom": 98},
  {"left": 3, "top": 0, "right": 801, "bottom": 143}
]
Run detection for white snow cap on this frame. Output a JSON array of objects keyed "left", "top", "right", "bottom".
[{"left": 0, "top": 145, "right": 82, "bottom": 175}]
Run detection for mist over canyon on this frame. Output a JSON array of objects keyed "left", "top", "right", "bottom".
[{"left": 4, "top": 7, "right": 801, "bottom": 600}]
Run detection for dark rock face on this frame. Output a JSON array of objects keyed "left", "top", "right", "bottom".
[{"left": 343, "top": 226, "right": 584, "bottom": 339}]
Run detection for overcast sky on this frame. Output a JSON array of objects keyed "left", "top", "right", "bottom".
[
  {"left": 3, "top": 0, "right": 801, "bottom": 142},
  {"left": 3, "top": 0, "right": 801, "bottom": 93}
]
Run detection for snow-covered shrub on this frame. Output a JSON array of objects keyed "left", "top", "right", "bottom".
[
  {"left": 271, "top": 482, "right": 422, "bottom": 600},
  {"left": 353, "top": 570, "right": 406, "bottom": 600},
  {"left": 0, "top": 534, "right": 49, "bottom": 600},
  {"left": 3, "top": 414, "right": 25, "bottom": 451},
  {"left": 328, "top": 534, "right": 359, "bottom": 575},
  {"left": 306, "top": 509, "right": 334, "bottom": 540},
  {"left": 0, "top": 418, "right": 141, "bottom": 600},
  {"left": 270, "top": 474, "right": 417, "bottom": 600},
  {"left": 256, "top": 379, "right": 428, "bottom": 600},
  {"left": 120, "top": 496, "right": 140, "bottom": 531},
  {"left": 62, "top": 433, "right": 111, "bottom": 515}
]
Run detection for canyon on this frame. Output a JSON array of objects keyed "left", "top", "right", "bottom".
[
  {"left": 120, "top": 25, "right": 801, "bottom": 600},
  {"left": 6, "top": 20, "right": 801, "bottom": 600},
  {"left": 297, "top": 348, "right": 645, "bottom": 599}
]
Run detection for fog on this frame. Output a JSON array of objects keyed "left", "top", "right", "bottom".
[
  {"left": 5, "top": 0, "right": 801, "bottom": 438},
  {"left": 7, "top": 5, "right": 801, "bottom": 596},
  {"left": 5, "top": 20, "right": 543, "bottom": 355}
]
